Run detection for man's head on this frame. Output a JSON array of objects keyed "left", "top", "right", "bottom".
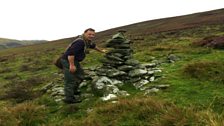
[{"left": 83, "top": 28, "right": 95, "bottom": 41}]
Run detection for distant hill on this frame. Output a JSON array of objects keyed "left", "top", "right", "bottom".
[
  {"left": 0, "top": 38, "right": 47, "bottom": 50},
  {"left": 93, "top": 8, "right": 224, "bottom": 43}
]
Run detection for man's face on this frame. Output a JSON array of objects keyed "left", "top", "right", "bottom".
[{"left": 84, "top": 30, "right": 95, "bottom": 41}]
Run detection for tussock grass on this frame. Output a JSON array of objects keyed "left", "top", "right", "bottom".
[
  {"left": 0, "top": 67, "right": 11, "bottom": 74},
  {"left": 0, "top": 102, "right": 47, "bottom": 126},
  {"left": 183, "top": 61, "right": 224, "bottom": 83},
  {"left": 0, "top": 78, "right": 44, "bottom": 103},
  {"left": 60, "top": 97, "right": 224, "bottom": 126},
  {"left": 3, "top": 73, "right": 20, "bottom": 80}
]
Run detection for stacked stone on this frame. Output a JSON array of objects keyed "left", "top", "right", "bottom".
[{"left": 97, "top": 31, "right": 140, "bottom": 81}]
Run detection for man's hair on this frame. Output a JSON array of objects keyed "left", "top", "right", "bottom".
[{"left": 84, "top": 28, "right": 95, "bottom": 33}]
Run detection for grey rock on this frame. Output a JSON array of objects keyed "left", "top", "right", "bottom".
[
  {"left": 81, "top": 93, "right": 94, "bottom": 99},
  {"left": 127, "top": 77, "right": 142, "bottom": 83},
  {"left": 113, "top": 44, "right": 130, "bottom": 49},
  {"left": 113, "top": 53, "right": 124, "bottom": 58},
  {"left": 86, "top": 86, "right": 92, "bottom": 92},
  {"left": 111, "top": 79, "right": 124, "bottom": 86},
  {"left": 155, "top": 84, "right": 170, "bottom": 89},
  {"left": 152, "top": 68, "right": 162, "bottom": 73},
  {"left": 142, "top": 63, "right": 157, "bottom": 68},
  {"left": 136, "top": 64, "right": 146, "bottom": 69},
  {"left": 133, "top": 79, "right": 149, "bottom": 89},
  {"left": 91, "top": 76, "right": 114, "bottom": 96},
  {"left": 55, "top": 99, "right": 62, "bottom": 102},
  {"left": 109, "top": 49, "right": 132, "bottom": 56},
  {"left": 151, "top": 60, "right": 161, "bottom": 65},
  {"left": 167, "top": 54, "right": 180, "bottom": 62},
  {"left": 52, "top": 87, "right": 63, "bottom": 92},
  {"left": 149, "top": 76, "right": 155, "bottom": 82},
  {"left": 147, "top": 70, "right": 154, "bottom": 75},
  {"left": 129, "top": 69, "right": 147, "bottom": 77},
  {"left": 123, "top": 55, "right": 132, "bottom": 59},
  {"left": 87, "top": 108, "right": 93, "bottom": 113},
  {"left": 41, "top": 82, "right": 54, "bottom": 93},
  {"left": 101, "top": 94, "right": 117, "bottom": 101},
  {"left": 106, "top": 39, "right": 125, "bottom": 47},
  {"left": 102, "top": 59, "right": 124, "bottom": 66},
  {"left": 123, "top": 40, "right": 131, "bottom": 44},
  {"left": 125, "top": 59, "right": 140, "bottom": 66},
  {"left": 84, "top": 69, "right": 96, "bottom": 74},
  {"left": 144, "top": 88, "right": 159, "bottom": 95},
  {"left": 105, "top": 54, "right": 124, "bottom": 62},
  {"left": 107, "top": 69, "right": 126, "bottom": 77},
  {"left": 93, "top": 76, "right": 111, "bottom": 89},
  {"left": 118, "top": 65, "right": 134, "bottom": 71},
  {"left": 106, "top": 85, "right": 120, "bottom": 94},
  {"left": 96, "top": 68, "right": 108, "bottom": 76},
  {"left": 117, "top": 90, "right": 130, "bottom": 96},
  {"left": 79, "top": 81, "right": 88, "bottom": 88},
  {"left": 112, "top": 32, "right": 125, "bottom": 39},
  {"left": 84, "top": 66, "right": 98, "bottom": 71},
  {"left": 111, "top": 101, "right": 118, "bottom": 103}
]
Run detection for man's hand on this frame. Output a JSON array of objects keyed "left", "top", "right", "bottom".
[
  {"left": 95, "top": 46, "right": 108, "bottom": 53},
  {"left": 68, "top": 55, "right": 76, "bottom": 73},
  {"left": 101, "top": 49, "right": 108, "bottom": 53},
  {"left": 69, "top": 65, "right": 76, "bottom": 73}
]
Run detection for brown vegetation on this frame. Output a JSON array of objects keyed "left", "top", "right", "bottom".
[
  {"left": 183, "top": 61, "right": 224, "bottom": 83},
  {"left": 192, "top": 36, "right": 224, "bottom": 49}
]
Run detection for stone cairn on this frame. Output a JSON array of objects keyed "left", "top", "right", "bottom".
[
  {"left": 96, "top": 31, "right": 151, "bottom": 83},
  {"left": 42, "top": 31, "right": 170, "bottom": 102},
  {"left": 88, "top": 31, "right": 169, "bottom": 101}
]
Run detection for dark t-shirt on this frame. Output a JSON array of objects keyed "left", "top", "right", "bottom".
[{"left": 63, "top": 38, "right": 96, "bottom": 62}]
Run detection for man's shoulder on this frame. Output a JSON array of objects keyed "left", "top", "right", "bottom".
[
  {"left": 73, "top": 37, "right": 84, "bottom": 43},
  {"left": 71, "top": 38, "right": 84, "bottom": 48}
]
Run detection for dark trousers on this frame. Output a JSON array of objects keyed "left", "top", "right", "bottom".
[{"left": 61, "top": 59, "right": 84, "bottom": 101}]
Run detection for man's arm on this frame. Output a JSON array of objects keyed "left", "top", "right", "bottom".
[
  {"left": 94, "top": 46, "right": 107, "bottom": 53},
  {"left": 68, "top": 55, "right": 76, "bottom": 73}
]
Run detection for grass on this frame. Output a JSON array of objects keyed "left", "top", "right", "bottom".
[
  {"left": 0, "top": 23, "right": 224, "bottom": 125},
  {"left": 183, "top": 61, "right": 224, "bottom": 82},
  {"left": 58, "top": 97, "right": 224, "bottom": 126},
  {"left": 0, "top": 102, "right": 47, "bottom": 126}
]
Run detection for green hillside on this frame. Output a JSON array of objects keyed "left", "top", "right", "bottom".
[
  {"left": 0, "top": 8, "right": 224, "bottom": 126},
  {"left": 0, "top": 37, "right": 47, "bottom": 50}
]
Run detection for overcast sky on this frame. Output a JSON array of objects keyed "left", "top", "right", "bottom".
[{"left": 0, "top": 0, "right": 224, "bottom": 40}]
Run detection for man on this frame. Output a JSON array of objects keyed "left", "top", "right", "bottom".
[{"left": 61, "top": 28, "right": 106, "bottom": 104}]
